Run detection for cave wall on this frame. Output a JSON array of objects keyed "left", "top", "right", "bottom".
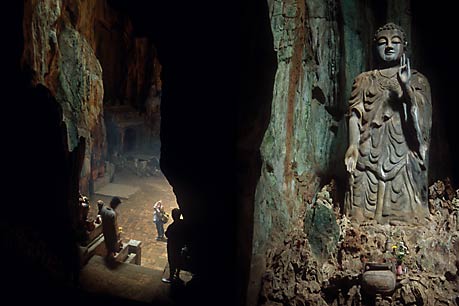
[
  {"left": 22, "top": 0, "right": 104, "bottom": 153},
  {"left": 94, "top": 1, "right": 160, "bottom": 108},
  {"left": 2, "top": 2, "right": 85, "bottom": 301},
  {"left": 10, "top": 1, "right": 159, "bottom": 300},
  {"left": 248, "top": 1, "right": 416, "bottom": 304},
  {"left": 252, "top": 0, "right": 343, "bottom": 253},
  {"left": 17, "top": 1, "right": 238, "bottom": 304},
  {"left": 247, "top": 0, "right": 459, "bottom": 304},
  {"left": 9, "top": 0, "right": 459, "bottom": 305},
  {"left": 22, "top": 0, "right": 104, "bottom": 196},
  {"left": 21, "top": 0, "right": 159, "bottom": 195}
]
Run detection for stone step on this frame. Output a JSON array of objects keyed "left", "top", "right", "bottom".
[
  {"left": 79, "top": 255, "right": 174, "bottom": 304},
  {"left": 124, "top": 253, "right": 137, "bottom": 264},
  {"left": 87, "top": 222, "right": 103, "bottom": 242},
  {"left": 80, "top": 234, "right": 143, "bottom": 266},
  {"left": 79, "top": 234, "right": 105, "bottom": 266},
  {"left": 115, "top": 241, "right": 130, "bottom": 262}
]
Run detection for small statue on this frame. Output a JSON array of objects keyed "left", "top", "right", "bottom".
[
  {"left": 344, "top": 23, "right": 432, "bottom": 224},
  {"left": 95, "top": 200, "right": 104, "bottom": 224},
  {"left": 384, "top": 236, "right": 392, "bottom": 253},
  {"left": 77, "top": 193, "right": 95, "bottom": 242},
  {"left": 79, "top": 194, "right": 90, "bottom": 222},
  {"left": 316, "top": 185, "right": 333, "bottom": 209}
]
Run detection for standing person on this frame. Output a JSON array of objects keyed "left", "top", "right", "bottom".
[
  {"left": 153, "top": 200, "right": 167, "bottom": 241},
  {"left": 344, "top": 23, "right": 432, "bottom": 224},
  {"left": 100, "top": 196, "right": 123, "bottom": 264},
  {"left": 162, "top": 208, "right": 186, "bottom": 283}
]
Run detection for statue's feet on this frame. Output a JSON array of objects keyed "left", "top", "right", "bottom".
[{"left": 350, "top": 206, "right": 365, "bottom": 223}]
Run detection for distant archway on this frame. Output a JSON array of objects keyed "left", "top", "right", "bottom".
[{"left": 123, "top": 127, "right": 136, "bottom": 152}]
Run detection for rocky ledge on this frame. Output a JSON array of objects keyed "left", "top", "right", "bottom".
[{"left": 259, "top": 179, "right": 459, "bottom": 305}]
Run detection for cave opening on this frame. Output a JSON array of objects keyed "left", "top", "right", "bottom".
[
  {"left": 6, "top": 1, "right": 459, "bottom": 306},
  {"left": 78, "top": 1, "right": 240, "bottom": 304},
  {"left": 72, "top": 0, "right": 192, "bottom": 294},
  {"left": 5, "top": 1, "right": 239, "bottom": 305}
]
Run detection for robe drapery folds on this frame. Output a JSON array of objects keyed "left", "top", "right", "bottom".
[{"left": 346, "top": 68, "right": 432, "bottom": 223}]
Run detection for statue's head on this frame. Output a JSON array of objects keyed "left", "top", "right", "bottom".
[{"left": 374, "top": 23, "right": 407, "bottom": 64}]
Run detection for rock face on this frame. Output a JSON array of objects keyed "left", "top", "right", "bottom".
[
  {"left": 304, "top": 184, "right": 340, "bottom": 260},
  {"left": 23, "top": 0, "right": 103, "bottom": 148},
  {"left": 21, "top": 0, "right": 159, "bottom": 195},
  {"left": 252, "top": 0, "right": 344, "bottom": 267},
  {"left": 15, "top": 1, "right": 241, "bottom": 304},
  {"left": 250, "top": 0, "right": 368, "bottom": 297},
  {"left": 252, "top": 0, "right": 413, "bottom": 265},
  {"left": 259, "top": 180, "right": 459, "bottom": 305},
  {"left": 250, "top": 0, "right": 458, "bottom": 305}
]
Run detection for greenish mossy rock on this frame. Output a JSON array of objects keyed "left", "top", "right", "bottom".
[
  {"left": 56, "top": 25, "right": 103, "bottom": 152},
  {"left": 304, "top": 203, "right": 340, "bottom": 260}
]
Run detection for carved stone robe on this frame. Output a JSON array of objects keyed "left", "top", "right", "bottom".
[{"left": 346, "top": 68, "right": 432, "bottom": 223}]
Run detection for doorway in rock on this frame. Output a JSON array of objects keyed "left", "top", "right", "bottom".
[{"left": 123, "top": 127, "right": 136, "bottom": 152}]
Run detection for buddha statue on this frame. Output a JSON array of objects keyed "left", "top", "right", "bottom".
[{"left": 344, "top": 23, "right": 432, "bottom": 224}]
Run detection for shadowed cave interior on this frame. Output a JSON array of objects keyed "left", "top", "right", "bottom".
[
  {"left": 3, "top": 1, "right": 238, "bottom": 305},
  {"left": 2, "top": 1, "right": 459, "bottom": 306}
]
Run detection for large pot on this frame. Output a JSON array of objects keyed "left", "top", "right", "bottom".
[{"left": 361, "top": 262, "right": 396, "bottom": 295}]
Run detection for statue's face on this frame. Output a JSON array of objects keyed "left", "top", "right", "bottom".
[{"left": 375, "top": 30, "right": 404, "bottom": 63}]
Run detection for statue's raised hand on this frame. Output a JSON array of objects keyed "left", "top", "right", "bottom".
[
  {"left": 398, "top": 53, "right": 411, "bottom": 87},
  {"left": 344, "top": 144, "right": 359, "bottom": 173}
]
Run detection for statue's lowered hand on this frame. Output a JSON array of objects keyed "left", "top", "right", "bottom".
[{"left": 345, "top": 145, "right": 359, "bottom": 173}]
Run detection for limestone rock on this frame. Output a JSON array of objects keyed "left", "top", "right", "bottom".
[
  {"left": 21, "top": 0, "right": 160, "bottom": 194},
  {"left": 304, "top": 190, "right": 340, "bottom": 261},
  {"left": 259, "top": 179, "right": 459, "bottom": 305}
]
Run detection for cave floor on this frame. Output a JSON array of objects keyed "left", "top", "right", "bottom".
[
  {"left": 88, "top": 168, "right": 178, "bottom": 272},
  {"left": 79, "top": 255, "right": 192, "bottom": 305},
  {"left": 81, "top": 166, "right": 197, "bottom": 305}
]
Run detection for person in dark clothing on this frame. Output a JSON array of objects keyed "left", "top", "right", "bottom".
[
  {"left": 162, "top": 208, "right": 186, "bottom": 283},
  {"left": 100, "top": 196, "right": 122, "bottom": 265}
]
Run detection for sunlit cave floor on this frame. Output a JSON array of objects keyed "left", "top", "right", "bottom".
[
  {"left": 79, "top": 255, "right": 174, "bottom": 305},
  {"left": 80, "top": 169, "right": 196, "bottom": 304},
  {"left": 88, "top": 168, "right": 178, "bottom": 271}
]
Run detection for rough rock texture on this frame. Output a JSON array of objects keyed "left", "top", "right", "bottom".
[
  {"left": 10, "top": 2, "right": 238, "bottom": 305},
  {"left": 259, "top": 180, "right": 459, "bottom": 305},
  {"left": 250, "top": 1, "right": 382, "bottom": 299},
  {"left": 304, "top": 184, "right": 340, "bottom": 261},
  {"left": 253, "top": 0, "right": 412, "bottom": 263},
  {"left": 249, "top": 0, "right": 459, "bottom": 304},
  {"left": 21, "top": 0, "right": 159, "bottom": 195},
  {"left": 253, "top": 0, "right": 343, "bottom": 263},
  {"left": 23, "top": 0, "right": 103, "bottom": 149}
]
